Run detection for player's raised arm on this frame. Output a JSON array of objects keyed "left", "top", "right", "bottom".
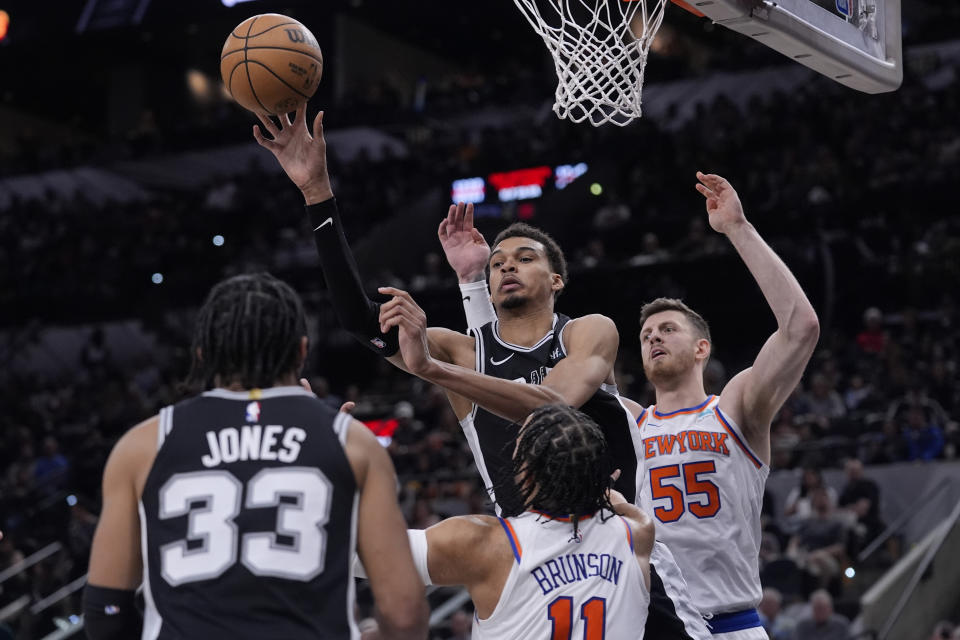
[
  {"left": 438, "top": 202, "right": 497, "bottom": 330},
  {"left": 699, "top": 172, "right": 820, "bottom": 461},
  {"left": 84, "top": 418, "right": 156, "bottom": 640},
  {"left": 346, "top": 420, "right": 429, "bottom": 639},
  {"left": 254, "top": 105, "right": 470, "bottom": 369}
]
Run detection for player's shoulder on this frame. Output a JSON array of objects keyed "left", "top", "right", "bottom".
[
  {"left": 433, "top": 515, "right": 511, "bottom": 562},
  {"left": 105, "top": 414, "right": 161, "bottom": 492},
  {"left": 563, "top": 313, "right": 618, "bottom": 344}
]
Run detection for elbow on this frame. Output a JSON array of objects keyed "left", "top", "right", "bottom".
[{"left": 791, "top": 307, "right": 820, "bottom": 345}]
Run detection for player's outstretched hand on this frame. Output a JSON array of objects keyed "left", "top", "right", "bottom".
[
  {"left": 695, "top": 171, "right": 747, "bottom": 235},
  {"left": 438, "top": 202, "right": 491, "bottom": 283},
  {"left": 377, "top": 287, "right": 433, "bottom": 376},
  {"left": 253, "top": 104, "right": 333, "bottom": 204}
]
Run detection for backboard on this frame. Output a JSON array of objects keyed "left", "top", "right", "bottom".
[{"left": 676, "top": 0, "right": 902, "bottom": 93}]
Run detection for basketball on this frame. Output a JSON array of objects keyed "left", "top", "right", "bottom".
[{"left": 220, "top": 14, "right": 323, "bottom": 116}]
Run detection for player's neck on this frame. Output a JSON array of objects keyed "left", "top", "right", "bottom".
[
  {"left": 215, "top": 373, "right": 300, "bottom": 391},
  {"left": 496, "top": 305, "right": 555, "bottom": 347},
  {"left": 653, "top": 377, "right": 709, "bottom": 414}
]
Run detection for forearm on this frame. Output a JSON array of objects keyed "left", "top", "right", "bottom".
[
  {"left": 724, "top": 222, "right": 817, "bottom": 335},
  {"left": 459, "top": 279, "right": 497, "bottom": 330},
  {"left": 420, "top": 359, "right": 565, "bottom": 422},
  {"left": 307, "top": 198, "right": 399, "bottom": 356}
]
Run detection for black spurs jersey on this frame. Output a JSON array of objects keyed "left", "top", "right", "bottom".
[
  {"left": 138, "top": 386, "right": 359, "bottom": 640},
  {"left": 464, "top": 314, "right": 640, "bottom": 506}
]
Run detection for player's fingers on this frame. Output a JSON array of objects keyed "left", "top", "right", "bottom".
[
  {"left": 438, "top": 218, "right": 449, "bottom": 241},
  {"left": 451, "top": 202, "right": 463, "bottom": 233},
  {"left": 695, "top": 183, "right": 713, "bottom": 197},
  {"left": 312, "top": 110, "right": 324, "bottom": 141},
  {"left": 471, "top": 228, "right": 487, "bottom": 246},
  {"left": 465, "top": 202, "right": 475, "bottom": 229},
  {"left": 256, "top": 113, "right": 280, "bottom": 137},
  {"left": 377, "top": 286, "right": 411, "bottom": 301},
  {"left": 253, "top": 126, "right": 278, "bottom": 151},
  {"left": 446, "top": 203, "right": 457, "bottom": 228},
  {"left": 338, "top": 401, "right": 356, "bottom": 414},
  {"left": 299, "top": 377, "right": 313, "bottom": 392}
]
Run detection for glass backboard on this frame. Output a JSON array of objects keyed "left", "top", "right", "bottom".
[{"left": 676, "top": 0, "right": 902, "bottom": 93}]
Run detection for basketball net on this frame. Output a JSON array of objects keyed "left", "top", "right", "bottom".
[{"left": 513, "top": 0, "right": 670, "bottom": 126}]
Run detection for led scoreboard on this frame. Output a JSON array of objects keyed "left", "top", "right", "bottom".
[{"left": 451, "top": 162, "right": 588, "bottom": 219}]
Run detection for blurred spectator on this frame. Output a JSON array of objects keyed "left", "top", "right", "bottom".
[
  {"left": 34, "top": 436, "right": 69, "bottom": 494},
  {"left": 856, "top": 307, "right": 887, "bottom": 355},
  {"left": 901, "top": 405, "right": 946, "bottom": 461},
  {"left": 842, "top": 374, "right": 877, "bottom": 412},
  {"left": 798, "top": 373, "right": 846, "bottom": 432},
  {"left": 787, "top": 488, "right": 847, "bottom": 591},
  {"left": 837, "top": 458, "right": 884, "bottom": 553},
  {"left": 784, "top": 468, "right": 837, "bottom": 520},
  {"left": 758, "top": 587, "right": 794, "bottom": 640},
  {"left": 793, "top": 590, "right": 850, "bottom": 640}
]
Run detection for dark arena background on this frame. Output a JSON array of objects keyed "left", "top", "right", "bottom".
[{"left": 1, "top": 0, "right": 959, "bottom": 638}]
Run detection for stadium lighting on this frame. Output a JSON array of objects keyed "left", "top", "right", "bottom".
[
  {"left": 845, "top": 567, "right": 856, "bottom": 579},
  {"left": 590, "top": 183, "right": 603, "bottom": 196},
  {"left": 212, "top": 235, "right": 225, "bottom": 246},
  {"left": 152, "top": 273, "right": 164, "bottom": 285},
  {"left": 221, "top": 0, "right": 259, "bottom": 6}
]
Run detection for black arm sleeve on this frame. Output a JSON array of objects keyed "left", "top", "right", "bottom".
[
  {"left": 83, "top": 585, "right": 142, "bottom": 640},
  {"left": 307, "top": 198, "right": 400, "bottom": 357}
]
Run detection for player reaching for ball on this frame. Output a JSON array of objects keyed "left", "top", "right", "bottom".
[
  {"left": 451, "top": 174, "right": 820, "bottom": 637},
  {"left": 254, "top": 105, "right": 710, "bottom": 639}
]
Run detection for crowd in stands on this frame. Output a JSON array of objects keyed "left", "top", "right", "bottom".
[{"left": 2, "top": 27, "right": 960, "bottom": 640}]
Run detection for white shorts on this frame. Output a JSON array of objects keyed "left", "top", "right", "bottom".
[{"left": 708, "top": 625, "right": 769, "bottom": 639}]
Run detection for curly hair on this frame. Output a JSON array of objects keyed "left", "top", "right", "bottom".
[
  {"left": 497, "top": 404, "right": 615, "bottom": 539},
  {"left": 186, "top": 272, "right": 308, "bottom": 390}
]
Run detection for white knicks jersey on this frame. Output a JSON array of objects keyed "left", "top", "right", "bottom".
[
  {"left": 636, "top": 396, "right": 768, "bottom": 616},
  {"left": 473, "top": 511, "right": 648, "bottom": 640}
]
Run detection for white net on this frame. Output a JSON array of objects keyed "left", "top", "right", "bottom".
[{"left": 513, "top": 0, "right": 670, "bottom": 126}]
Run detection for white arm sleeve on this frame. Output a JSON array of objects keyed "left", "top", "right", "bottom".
[
  {"left": 460, "top": 280, "right": 496, "bottom": 330},
  {"left": 352, "top": 529, "right": 433, "bottom": 586}
]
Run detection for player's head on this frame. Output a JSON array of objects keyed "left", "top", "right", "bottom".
[
  {"left": 186, "top": 272, "right": 308, "bottom": 390},
  {"left": 638, "top": 298, "right": 711, "bottom": 387},
  {"left": 487, "top": 223, "right": 567, "bottom": 312},
  {"left": 505, "top": 404, "right": 614, "bottom": 531}
]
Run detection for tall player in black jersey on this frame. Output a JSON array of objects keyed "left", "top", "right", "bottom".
[
  {"left": 253, "top": 105, "right": 709, "bottom": 640},
  {"left": 83, "top": 273, "right": 428, "bottom": 640}
]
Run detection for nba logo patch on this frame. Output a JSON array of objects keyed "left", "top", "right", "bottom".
[
  {"left": 245, "top": 401, "right": 261, "bottom": 423},
  {"left": 370, "top": 337, "right": 386, "bottom": 349}
]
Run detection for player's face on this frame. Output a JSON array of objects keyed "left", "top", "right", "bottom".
[
  {"left": 639, "top": 311, "right": 705, "bottom": 383},
  {"left": 488, "top": 237, "right": 562, "bottom": 311}
]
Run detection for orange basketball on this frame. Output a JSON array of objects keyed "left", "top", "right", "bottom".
[{"left": 220, "top": 14, "right": 323, "bottom": 116}]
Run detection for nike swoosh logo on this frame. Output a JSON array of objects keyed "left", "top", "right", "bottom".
[
  {"left": 314, "top": 217, "right": 333, "bottom": 231},
  {"left": 490, "top": 354, "right": 514, "bottom": 366}
]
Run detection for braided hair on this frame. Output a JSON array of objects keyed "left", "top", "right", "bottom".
[
  {"left": 186, "top": 273, "right": 308, "bottom": 390},
  {"left": 498, "top": 404, "right": 615, "bottom": 539}
]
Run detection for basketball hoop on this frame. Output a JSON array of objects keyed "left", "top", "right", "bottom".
[{"left": 512, "top": 0, "right": 671, "bottom": 126}]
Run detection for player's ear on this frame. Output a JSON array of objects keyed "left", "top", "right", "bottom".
[
  {"left": 695, "top": 338, "right": 711, "bottom": 362},
  {"left": 551, "top": 274, "right": 564, "bottom": 293},
  {"left": 298, "top": 336, "right": 309, "bottom": 366}
]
